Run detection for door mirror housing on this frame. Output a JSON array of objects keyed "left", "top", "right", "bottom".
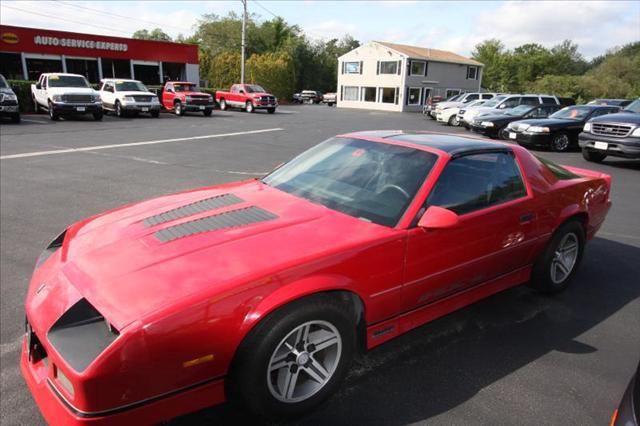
[
  {"left": 36, "top": 83, "right": 42, "bottom": 90},
  {"left": 417, "top": 206, "right": 460, "bottom": 230}
]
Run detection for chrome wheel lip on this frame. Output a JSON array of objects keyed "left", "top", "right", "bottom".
[
  {"left": 550, "top": 232, "right": 579, "bottom": 284},
  {"left": 267, "top": 320, "right": 342, "bottom": 404}
]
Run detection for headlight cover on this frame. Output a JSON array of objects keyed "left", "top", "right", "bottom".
[
  {"left": 583, "top": 122, "right": 592, "bottom": 132},
  {"left": 35, "top": 230, "right": 66, "bottom": 268},
  {"left": 123, "top": 96, "right": 135, "bottom": 102},
  {"left": 481, "top": 121, "right": 494, "bottom": 127},
  {"left": 185, "top": 95, "right": 192, "bottom": 102},
  {"left": 528, "top": 126, "right": 550, "bottom": 133},
  {"left": 4, "top": 94, "right": 18, "bottom": 101},
  {"left": 631, "top": 127, "right": 640, "bottom": 137},
  {"left": 51, "top": 95, "right": 63, "bottom": 102}
]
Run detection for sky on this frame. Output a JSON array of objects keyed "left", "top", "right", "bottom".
[{"left": 1, "top": 1, "right": 639, "bottom": 59}]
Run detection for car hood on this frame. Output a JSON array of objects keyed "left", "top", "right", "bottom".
[
  {"left": 113, "top": 91, "right": 156, "bottom": 97},
  {"left": 513, "top": 118, "right": 580, "bottom": 128},
  {"left": 478, "top": 113, "right": 520, "bottom": 123},
  {"left": 177, "top": 91, "right": 210, "bottom": 96},
  {"left": 0, "top": 87, "right": 15, "bottom": 95},
  {"left": 589, "top": 111, "right": 640, "bottom": 125},
  {"left": 437, "top": 101, "right": 462, "bottom": 109},
  {"left": 50, "top": 180, "right": 389, "bottom": 329},
  {"left": 46, "top": 87, "right": 97, "bottom": 95},
  {"left": 249, "top": 92, "right": 274, "bottom": 98}
]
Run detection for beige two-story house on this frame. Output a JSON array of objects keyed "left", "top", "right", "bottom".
[{"left": 337, "top": 41, "right": 484, "bottom": 112}]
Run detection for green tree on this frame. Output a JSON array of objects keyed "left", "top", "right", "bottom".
[
  {"left": 132, "top": 28, "right": 172, "bottom": 42},
  {"left": 246, "top": 52, "right": 296, "bottom": 99}
]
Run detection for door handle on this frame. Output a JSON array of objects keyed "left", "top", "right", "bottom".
[{"left": 520, "top": 212, "right": 535, "bottom": 224}]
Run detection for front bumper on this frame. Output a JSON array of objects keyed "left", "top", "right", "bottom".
[
  {"left": 469, "top": 124, "right": 498, "bottom": 137},
  {"left": 52, "top": 103, "right": 102, "bottom": 115},
  {"left": 121, "top": 103, "right": 161, "bottom": 113},
  {"left": 0, "top": 104, "right": 19, "bottom": 115},
  {"left": 183, "top": 103, "right": 214, "bottom": 112},
  {"left": 516, "top": 132, "right": 552, "bottom": 147},
  {"left": 21, "top": 337, "right": 226, "bottom": 425},
  {"left": 253, "top": 102, "right": 277, "bottom": 110},
  {"left": 579, "top": 132, "right": 640, "bottom": 159}
]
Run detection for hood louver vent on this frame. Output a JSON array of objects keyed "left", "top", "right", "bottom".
[
  {"left": 154, "top": 206, "right": 278, "bottom": 242},
  {"left": 144, "top": 194, "right": 243, "bottom": 227}
]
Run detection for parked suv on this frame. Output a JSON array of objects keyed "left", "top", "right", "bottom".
[
  {"left": 31, "top": 73, "right": 103, "bottom": 121},
  {"left": 461, "top": 94, "right": 559, "bottom": 126},
  {"left": 579, "top": 99, "right": 640, "bottom": 162},
  {"left": 161, "top": 81, "right": 214, "bottom": 116},
  {"left": 99, "top": 79, "right": 161, "bottom": 118},
  {"left": 0, "top": 74, "right": 20, "bottom": 123},
  {"left": 434, "top": 92, "right": 497, "bottom": 120},
  {"left": 322, "top": 92, "right": 337, "bottom": 106}
]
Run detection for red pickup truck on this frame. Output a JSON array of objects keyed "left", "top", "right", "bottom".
[
  {"left": 161, "top": 81, "right": 214, "bottom": 116},
  {"left": 215, "top": 84, "right": 277, "bottom": 113}
]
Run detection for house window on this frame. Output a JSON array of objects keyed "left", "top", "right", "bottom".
[
  {"left": 344, "top": 62, "right": 361, "bottom": 74},
  {"left": 362, "top": 87, "right": 376, "bottom": 102},
  {"left": 379, "top": 61, "right": 397, "bottom": 74},
  {"left": 467, "top": 66, "right": 478, "bottom": 80},
  {"left": 446, "top": 89, "right": 461, "bottom": 98},
  {"left": 381, "top": 87, "right": 396, "bottom": 104},
  {"left": 343, "top": 86, "right": 359, "bottom": 101},
  {"left": 407, "top": 87, "right": 421, "bottom": 105},
  {"left": 410, "top": 61, "right": 427, "bottom": 76}
]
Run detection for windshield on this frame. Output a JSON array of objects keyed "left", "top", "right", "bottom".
[
  {"left": 466, "top": 100, "right": 485, "bottom": 108},
  {"left": 550, "top": 106, "right": 594, "bottom": 120},
  {"left": 174, "top": 83, "right": 196, "bottom": 92},
  {"left": 482, "top": 95, "right": 507, "bottom": 108},
  {"left": 506, "top": 105, "right": 534, "bottom": 116},
  {"left": 245, "top": 85, "right": 266, "bottom": 93},
  {"left": 116, "top": 81, "right": 148, "bottom": 92},
  {"left": 623, "top": 99, "right": 640, "bottom": 113},
  {"left": 48, "top": 75, "right": 89, "bottom": 88},
  {"left": 0, "top": 75, "right": 8, "bottom": 89},
  {"left": 262, "top": 138, "right": 437, "bottom": 227}
]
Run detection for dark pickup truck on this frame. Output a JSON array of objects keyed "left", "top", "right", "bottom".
[{"left": 579, "top": 99, "right": 640, "bottom": 162}]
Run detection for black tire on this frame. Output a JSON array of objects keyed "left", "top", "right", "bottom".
[
  {"left": 327, "top": 103, "right": 334, "bottom": 107},
  {"left": 11, "top": 114, "right": 21, "bottom": 123},
  {"left": 151, "top": 110, "right": 160, "bottom": 118},
  {"left": 551, "top": 132, "right": 571, "bottom": 152},
  {"left": 582, "top": 148, "right": 606, "bottom": 163},
  {"left": 447, "top": 115, "right": 459, "bottom": 126},
  {"left": 530, "top": 220, "right": 585, "bottom": 294},
  {"left": 219, "top": 98, "right": 227, "bottom": 111},
  {"left": 48, "top": 101, "right": 59, "bottom": 121},
  {"left": 174, "top": 101, "right": 184, "bottom": 116},
  {"left": 203, "top": 108, "right": 212, "bottom": 117},
  {"left": 245, "top": 101, "right": 254, "bottom": 113},
  {"left": 227, "top": 294, "right": 356, "bottom": 419},
  {"left": 267, "top": 108, "right": 276, "bottom": 114},
  {"left": 93, "top": 111, "right": 103, "bottom": 121},
  {"left": 115, "top": 101, "right": 125, "bottom": 118}
]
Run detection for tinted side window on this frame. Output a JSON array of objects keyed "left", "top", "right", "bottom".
[
  {"left": 427, "top": 152, "right": 527, "bottom": 215},
  {"left": 521, "top": 96, "right": 540, "bottom": 106},
  {"left": 482, "top": 93, "right": 494, "bottom": 99},
  {"left": 541, "top": 97, "right": 556, "bottom": 105},
  {"left": 465, "top": 94, "right": 480, "bottom": 101},
  {"left": 502, "top": 97, "right": 520, "bottom": 108}
]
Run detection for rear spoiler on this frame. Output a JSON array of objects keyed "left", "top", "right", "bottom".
[{"left": 562, "top": 164, "right": 612, "bottom": 189}]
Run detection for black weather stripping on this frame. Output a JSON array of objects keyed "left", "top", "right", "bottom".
[
  {"left": 143, "top": 194, "right": 244, "bottom": 227},
  {"left": 154, "top": 206, "right": 277, "bottom": 242}
]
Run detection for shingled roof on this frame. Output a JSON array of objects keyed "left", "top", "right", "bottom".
[{"left": 375, "top": 41, "right": 483, "bottom": 67}]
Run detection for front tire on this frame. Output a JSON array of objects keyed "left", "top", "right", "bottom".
[
  {"left": 448, "top": 115, "right": 459, "bottom": 126},
  {"left": 245, "top": 101, "right": 254, "bottom": 113},
  {"left": 267, "top": 107, "right": 276, "bottom": 114},
  {"left": 11, "top": 114, "right": 20, "bottom": 123},
  {"left": 174, "top": 101, "right": 184, "bottom": 116},
  {"left": 151, "top": 110, "right": 160, "bottom": 118},
  {"left": 203, "top": 108, "right": 212, "bottom": 117},
  {"left": 531, "top": 220, "right": 585, "bottom": 294},
  {"left": 551, "top": 132, "right": 571, "bottom": 152},
  {"left": 227, "top": 294, "right": 355, "bottom": 419},
  {"left": 48, "top": 101, "right": 59, "bottom": 121},
  {"left": 582, "top": 148, "right": 606, "bottom": 163},
  {"left": 93, "top": 111, "right": 103, "bottom": 121}
]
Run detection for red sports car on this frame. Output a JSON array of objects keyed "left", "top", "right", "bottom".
[{"left": 21, "top": 131, "right": 612, "bottom": 424}]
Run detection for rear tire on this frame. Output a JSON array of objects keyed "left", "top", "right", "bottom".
[
  {"left": 551, "top": 132, "right": 571, "bottom": 152},
  {"left": 531, "top": 220, "right": 585, "bottom": 294},
  {"left": 227, "top": 294, "right": 355, "bottom": 419},
  {"left": 219, "top": 99, "right": 227, "bottom": 111},
  {"left": 582, "top": 148, "right": 606, "bottom": 163}
]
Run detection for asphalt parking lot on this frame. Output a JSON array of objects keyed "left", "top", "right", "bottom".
[{"left": 1, "top": 105, "right": 639, "bottom": 426}]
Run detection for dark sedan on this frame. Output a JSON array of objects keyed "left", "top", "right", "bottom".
[
  {"left": 509, "top": 105, "right": 620, "bottom": 152},
  {"left": 469, "top": 104, "right": 561, "bottom": 138}
]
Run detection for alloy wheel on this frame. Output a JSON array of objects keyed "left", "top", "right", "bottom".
[
  {"left": 550, "top": 232, "right": 579, "bottom": 284},
  {"left": 267, "top": 320, "right": 342, "bottom": 403},
  {"left": 552, "top": 134, "right": 570, "bottom": 151}
]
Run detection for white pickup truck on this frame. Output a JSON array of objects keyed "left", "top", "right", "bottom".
[
  {"left": 98, "top": 78, "right": 161, "bottom": 118},
  {"left": 31, "top": 73, "right": 103, "bottom": 121}
]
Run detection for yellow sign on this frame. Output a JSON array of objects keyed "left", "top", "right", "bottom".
[{"left": 1, "top": 32, "right": 19, "bottom": 44}]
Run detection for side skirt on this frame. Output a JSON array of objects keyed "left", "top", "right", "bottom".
[{"left": 366, "top": 265, "right": 532, "bottom": 349}]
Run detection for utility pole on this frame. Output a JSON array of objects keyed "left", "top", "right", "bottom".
[{"left": 241, "top": 0, "right": 247, "bottom": 84}]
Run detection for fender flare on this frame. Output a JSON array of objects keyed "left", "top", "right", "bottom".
[{"left": 555, "top": 203, "right": 589, "bottom": 230}]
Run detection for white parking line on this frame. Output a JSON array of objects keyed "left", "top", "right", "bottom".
[
  {"left": 20, "top": 118, "right": 49, "bottom": 124},
  {"left": 0, "top": 128, "right": 284, "bottom": 160}
]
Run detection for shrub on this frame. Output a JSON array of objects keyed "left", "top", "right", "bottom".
[{"left": 8, "top": 80, "right": 35, "bottom": 113}]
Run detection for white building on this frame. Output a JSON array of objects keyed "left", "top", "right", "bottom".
[{"left": 337, "top": 41, "right": 484, "bottom": 112}]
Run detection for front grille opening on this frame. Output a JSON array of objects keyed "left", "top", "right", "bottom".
[
  {"left": 47, "top": 299, "right": 119, "bottom": 372},
  {"left": 592, "top": 123, "right": 632, "bottom": 137}
]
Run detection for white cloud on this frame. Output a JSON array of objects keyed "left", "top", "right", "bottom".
[{"left": 303, "top": 20, "right": 360, "bottom": 40}]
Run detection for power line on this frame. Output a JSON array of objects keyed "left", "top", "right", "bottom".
[
  {"left": 1, "top": 4, "right": 135, "bottom": 36},
  {"left": 253, "top": 0, "right": 279, "bottom": 19},
  {"left": 51, "top": 0, "right": 188, "bottom": 34}
]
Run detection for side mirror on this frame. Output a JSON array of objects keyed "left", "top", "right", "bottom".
[
  {"left": 499, "top": 104, "right": 506, "bottom": 109},
  {"left": 417, "top": 206, "right": 459, "bottom": 230},
  {"left": 36, "top": 83, "right": 42, "bottom": 90},
  {"left": 239, "top": 90, "right": 245, "bottom": 94}
]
